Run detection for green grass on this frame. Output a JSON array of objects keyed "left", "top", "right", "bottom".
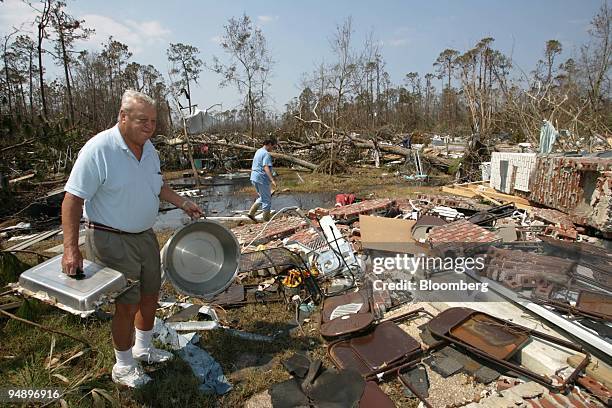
[{"left": 0, "top": 294, "right": 327, "bottom": 407}]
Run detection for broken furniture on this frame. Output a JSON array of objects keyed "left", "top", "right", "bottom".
[
  {"left": 326, "top": 308, "right": 432, "bottom": 379},
  {"left": 326, "top": 309, "right": 435, "bottom": 407},
  {"left": 327, "top": 320, "right": 422, "bottom": 378},
  {"left": 319, "top": 290, "right": 374, "bottom": 339},
  {"left": 529, "top": 290, "right": 612, "bottom": 323},
  {"left": 161, "top": 219, "right": 240, "bottom": 299},
  {"left": 10, "top": 254, "right": 137, "bottom": 317},
  {"left": 427, "top": 307, "right": 590, "bottom": 391}
]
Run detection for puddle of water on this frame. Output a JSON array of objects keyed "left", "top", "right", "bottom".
[{"left": 156, "top": 176, "right": 336, "bottom": 231}]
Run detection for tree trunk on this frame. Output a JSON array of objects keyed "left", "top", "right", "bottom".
[
  {"left": 28, "top": 46, "right": 34, "bottom": 122},
  {"left": 58, "top": 28, "right": 74, "bottom": 126},
  {"left": 3, "top": 58, "right": 12, "bottom": 117},
  {"left": 201, "top": 139, "right": 318, "bottom": 170},
  {"left": 37, "top": 32, "right": 47, "bottom": 118}
]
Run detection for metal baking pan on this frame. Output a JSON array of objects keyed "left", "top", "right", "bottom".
[{"left": 17, "top": 254, "right": 128, "bottom": 312}]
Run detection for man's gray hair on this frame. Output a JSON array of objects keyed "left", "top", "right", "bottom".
[{"left": 118, "top": 89, "right": 156, "bottom": 120}]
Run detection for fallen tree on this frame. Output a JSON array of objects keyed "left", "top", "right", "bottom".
[
  {"left": 192, "top": 138, "right": 319, "bottom": 170},
  {"left": 187, "top": 133, "right": 452, "bottom": 172}
]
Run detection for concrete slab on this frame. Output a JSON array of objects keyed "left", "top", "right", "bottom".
[{"left": 501, "top": 381, "right": 547, "bottom": 399}]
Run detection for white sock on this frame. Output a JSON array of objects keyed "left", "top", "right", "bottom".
[
  {"left": 133, "top": 328, "right": 153, "bottom": 354},
  {"left": 114, "top": 348, "right": 135, "bottom": 367}
]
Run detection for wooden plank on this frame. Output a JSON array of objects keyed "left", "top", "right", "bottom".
[
  {"left": 453, "top": 180, "right": 487, "bottom": 187},
  {"left": 441, "top": 186, "right": 477, "bottom": 198},
  {"left": 9, "top": 173, "right": 36, "bottom": 184},
  {"left": 0, "top": 302, "right": 22, "bottom": 311},
  {"left": 7, "top": 229, "right": 62, "bottom": 251},
  {"left": 443, "top": 183, "right": 533, "bottom": 210},
  {"left": 568, "top": 354, "right": 612, "bottom": 389},
  {"left": 44, "top": 235, "right": 85, "bottom": 254},
  {"left": 474, "top": 192, "right": 503, "bottom": 206}
]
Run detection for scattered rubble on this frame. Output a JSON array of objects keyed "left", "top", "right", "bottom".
[{"left": 3, "top": 150, "right": 612, "bottom": 406}]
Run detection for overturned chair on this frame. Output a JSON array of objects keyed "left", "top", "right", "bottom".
[
  {"left": 427, "top": 307, "right": 591, "bottom": 392},
  {"left": 323, "top": 298, "right": 436, "bottom": 407}
]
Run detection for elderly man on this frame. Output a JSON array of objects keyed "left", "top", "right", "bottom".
[
  {"left": 61, "top": 90, "right": 203, "bottom": 388},
  {"left": 247, "top": 138, "right": 277, "bottom": 222}
]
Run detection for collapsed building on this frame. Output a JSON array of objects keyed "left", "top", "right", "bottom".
[{"left": 487, "top": 152, "right": 612, "bottom": 238}]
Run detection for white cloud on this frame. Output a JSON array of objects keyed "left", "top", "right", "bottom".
[
  {"left": 389, "top": 38, "right": 410, "bottom": 47},
  {"left": 257, "top": 15, "right": 279, "bottom": 24},
  {"left": 77, "top": 14, "right": 171, "bottom": 54},
  {"left": 210, "top": 35, "right": 223, "bottom": 45},
  {"left": 126, "top": 19, "right": 171, "bottom": 38}
]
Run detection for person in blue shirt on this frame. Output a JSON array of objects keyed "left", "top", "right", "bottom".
[{"left": 248, "top": 139, "right": 277, "bottom": 221}]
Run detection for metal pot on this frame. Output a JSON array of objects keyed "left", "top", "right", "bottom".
[{"left": 161, "top": 219, "right": 240, "bottom": 299}]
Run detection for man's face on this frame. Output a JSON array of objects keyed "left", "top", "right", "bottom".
[{"left": 119, "top": 101, "right": 157, "bottom": 147}]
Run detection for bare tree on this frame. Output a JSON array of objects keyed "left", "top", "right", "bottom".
[
  {"left": 581, "top": 2, "right": 611, "bottom": 119},
  {"left": 211, "top": 14, "right": 273, "bottom": 139},
  {"left": 328, "top": 17, "right": 357, "bottom": 127},
  {"left": 1, "top": 28, "right": 19, "bottom": 118},
  {"left": 33, "top": 0, "right": 52, "bottom": 118},
  {"left": 49, "top": 1, "right": 93, "bottom": 126},
  {"left": 167, "top": 42, "right": 203, "bottom": 114}
]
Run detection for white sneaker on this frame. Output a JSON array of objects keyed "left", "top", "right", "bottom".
[
  {"left": 133, "top": 347, "right": 173, "bottom": 364},
  {"left": 111, "top": 363, "right": 151, "bottom": 388}
]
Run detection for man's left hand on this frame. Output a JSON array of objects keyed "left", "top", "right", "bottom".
[{"left": 181, "top": 199, "right": 204, "bottom": 219}]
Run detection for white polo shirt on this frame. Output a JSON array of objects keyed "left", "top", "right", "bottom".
[{"left": 65, "top": 124, "right": 163, "bottom": 233}]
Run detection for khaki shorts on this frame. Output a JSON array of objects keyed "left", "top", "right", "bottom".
[{"left": 85, "top": 227, "right": 161, "bottom": 304}]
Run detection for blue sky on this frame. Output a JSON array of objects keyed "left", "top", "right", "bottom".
[{"left": 1, "top": 0, "right": 604, "bottom": 113}]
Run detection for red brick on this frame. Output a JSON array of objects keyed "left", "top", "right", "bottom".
[
  {"left": 328, "top": 198, "right": 395, "bottom": 219},
  {"left": 530, "top": 156, "right": 612, "bottom": 234}
]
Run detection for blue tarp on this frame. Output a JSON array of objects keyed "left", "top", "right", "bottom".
[{"left": 539, "top": 120, "right": 558, "bottom": 154}]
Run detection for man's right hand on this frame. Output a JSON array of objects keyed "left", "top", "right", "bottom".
[
  {"left": 62, "top": 245, "right": 83, "bottom": 276},
  {"left": 271, "top": 179, "right": 277, "bottom": 188}
]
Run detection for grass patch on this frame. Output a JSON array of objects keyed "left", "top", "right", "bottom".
[
  {"left": 0, "top": 251, "right": 31, "bottom": 286},
  {"left": 0, "top": 281, "right": 327, "bottom": 407}
]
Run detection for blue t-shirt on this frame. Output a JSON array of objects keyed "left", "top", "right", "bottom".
[{"left": 250, "top": 147, "right": 273, "bottom": 185}]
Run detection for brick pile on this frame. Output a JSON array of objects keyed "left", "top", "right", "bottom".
[
  {"left": 531, "top": 208, "right": 576, "bottom": 229},
  {"left": 469, "top": 379, "right": 604, "bottom": 407},
  {"left": 427, "top": 219, "right": 502, "bottom": 256},
  {"left": 327, "top": 198, "right": 395, "bottom": 219},
  {"left": 428, "top": 219, "right": 501, "bottom": 244},
  {"left": 530, "top": 156, "right": 612, "bottom": 236},
  {"left": 481, "top": 248, "right": 575, "bottom": 294},
  {"left": 397, "top": 193, "right": 491, "bottom": 212}
]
